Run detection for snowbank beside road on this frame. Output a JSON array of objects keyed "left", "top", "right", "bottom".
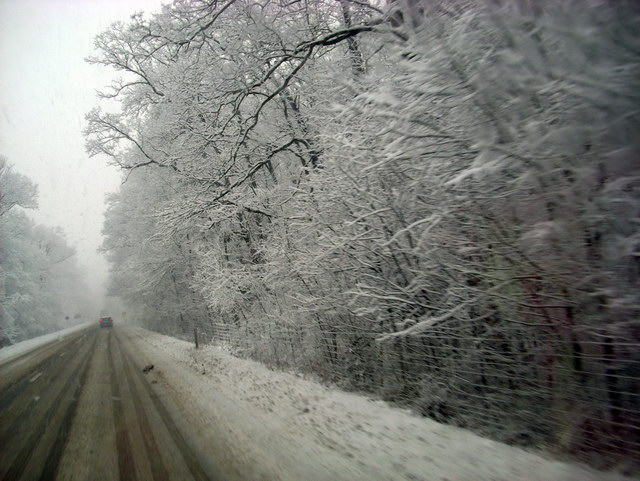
[
  {"left": 0, "top": 322, "right": 92, "bottom": 364},
  {"left": 122, "top": 325, "right": 631, "bottom": 481}
]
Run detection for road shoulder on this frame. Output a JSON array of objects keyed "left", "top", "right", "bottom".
[{"left": 120, "top": 324, "right": 632, "bottom": 481}]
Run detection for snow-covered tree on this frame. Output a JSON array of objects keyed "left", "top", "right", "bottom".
[
  {"left": 0, "top": 160, "right": 93, "bottom": 344},
  {"left": 89, "top": 0, "right": 640, "bottom": 468}
]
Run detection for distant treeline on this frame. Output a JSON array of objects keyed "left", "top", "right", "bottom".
[{"left": 0, "top": 158, "right": 92, "bottom": 345}]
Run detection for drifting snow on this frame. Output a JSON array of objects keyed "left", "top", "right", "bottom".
[
  {"left": 124, "top": 326, "right": 631, "bottom": 481},
  {"left": 0, "top": 322, "right": 91, "bottom": 364}
]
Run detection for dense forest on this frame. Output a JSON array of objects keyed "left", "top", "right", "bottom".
[
  {"left": 86, "top": 0, "right": 639, "bottom": 470},
  {"left": 0, "top": 158, "right": 93, "bottom": 345}
]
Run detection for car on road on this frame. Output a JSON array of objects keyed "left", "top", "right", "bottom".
[{"left": 99, "top": 317, "right": 114, "bottom": 328}]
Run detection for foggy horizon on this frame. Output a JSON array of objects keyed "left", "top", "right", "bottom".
[{"left": 0, "top": 0, "right": 164, "bottom": 317}]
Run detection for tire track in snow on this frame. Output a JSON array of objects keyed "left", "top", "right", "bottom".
[
  {"left": 108, "top": 331, "right": 137, "bottom": 481},
  {"left": 115, "top": 329, "right": 217, "bottom": 481},
  {"left": 114, "top": 330, "right": 170, "bottom": 481},
  {"left": 0, "top": 330, "right": 96, "bottom": 480}
]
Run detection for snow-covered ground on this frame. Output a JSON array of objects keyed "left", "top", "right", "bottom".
[
  {"left": 123, "top": 325, "right": 632, "bottom": 481},
  {"left": 0, "top": 322, "right": 92, "bottom": 364}
]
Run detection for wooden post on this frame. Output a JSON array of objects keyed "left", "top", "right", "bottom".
[{"left": 194, "top": 326, "right": 199, "bottom": 349}]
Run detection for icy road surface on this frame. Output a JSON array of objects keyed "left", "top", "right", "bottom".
[
  {"left": 0, "top": 324, "right": 632, "bottom": 481},
  {"left": 0, "top": 326, "right": 222, "bottom": 481}
]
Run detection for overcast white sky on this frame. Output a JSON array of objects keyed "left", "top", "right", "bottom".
[{"left": 0, "top": 0, "right": 164, "bottom": 309}]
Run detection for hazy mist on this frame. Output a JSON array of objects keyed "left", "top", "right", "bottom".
[{"left": 0, "top": 0, "right": 163, "bottom": 316}]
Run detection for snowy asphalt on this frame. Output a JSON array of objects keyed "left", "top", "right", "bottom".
[
  {"left": 0, "top": 325, "right": 633, "bottom": 481},
  {"left": 0, "top": 326, "right": 224, "bottom": 481}
]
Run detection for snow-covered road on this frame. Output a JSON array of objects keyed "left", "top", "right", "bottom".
[
  {"left": 0, "top": 325, "right": 223, "bottom": 481},
  {"left": 0, "top": 324, "right": 633, "bottom": 481}
]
